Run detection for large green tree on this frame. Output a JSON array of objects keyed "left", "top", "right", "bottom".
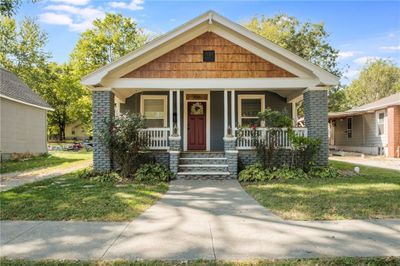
[
  {"left": 70, "top": 13, "right": 147, "bottom": 77},
  {"left": 0, "top": 16, "right": 49, "bottom": 90},
  {"left": 0, "top": 17, "right": 91, "bottom": 140},
  {"left": 244, "top": 14, "right": 345, "bottom": 111},
  {"left": 44, "top": 63, "right": 91, "bottom": 140},
  {"left": 345, "top": 59, "right": 400, "bottom": 107}
]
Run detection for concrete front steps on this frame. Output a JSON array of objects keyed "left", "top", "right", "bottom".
[{"left": 176, "top": 152, "right": 232, "bottom": 180}]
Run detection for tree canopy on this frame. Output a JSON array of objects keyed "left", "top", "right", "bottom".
[
  {"left": 0, "top": 0, "right": 39, "bottom": 17},
  {"left": 345, "top": 59, "right": 400, "bottom": 107},
  {"left": 0, "top": 16, "right": 90, "bottom": 140},
  {"left": 244, "top": 14, "right": 346, "bottom": 112},
  {"left": 0, "top": 13, "right": 147, "bottom": 140},
  {"left": 244, "top": 14, "right": 340, "bottom": 76},
  {"left": 70, "top": 13, "right": 147, "bottom": 77}
]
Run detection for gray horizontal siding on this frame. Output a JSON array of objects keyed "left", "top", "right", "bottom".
[
  {"left": 120, "top": 90, "right": 292, "bottom": 151},
  {"left": 333, "top": 111, "right": 387, "bottom": 148}
]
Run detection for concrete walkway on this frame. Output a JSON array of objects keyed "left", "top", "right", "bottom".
[
  {"left": 0, "top": 160, "right": 92, "bottom": 192},
  {"left": 330, "top": 155, "right": 400, "bottom": 171},
  {"left": 1, "top": 180, "right": 399, "bottom": 260}
]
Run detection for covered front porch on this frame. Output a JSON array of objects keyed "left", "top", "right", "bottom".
[
  {"left": 91, "top": 85, "right": 328, "bottom": 177},
  {"left": 113, "top": 88, "right": 308, "bottom": 151}
]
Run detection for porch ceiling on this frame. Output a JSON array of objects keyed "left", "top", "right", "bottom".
[{"left": 111, "top": 87, "right": 305, "bottom": 103}]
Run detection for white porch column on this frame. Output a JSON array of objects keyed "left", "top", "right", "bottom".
[
  {"left": 292, "top": 102, "right": 297, "bottom": 126},
  {"left": 231, "top": 90, "right": 235, "bottom": 135},
  {"left": 169, "top": 90, "right": 174, "bottom": 134},
  {"left": 176, "top": 90, "right": 181, "bottom": 136},
  {"left": 224, "top": 89, "right": 228, "bottom": 136}
]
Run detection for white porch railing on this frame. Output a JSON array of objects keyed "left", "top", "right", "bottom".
[
  {"left": 139, "top": 128, "right": 170, "bottom": 150},
  {"left": 235, "top": 127, "right": 308, "bottom": 150}
]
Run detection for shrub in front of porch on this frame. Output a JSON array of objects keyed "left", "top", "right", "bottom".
[
  {"left": 237, "top": 108, "right": 321, "bottom": 171},
  {"left": 100, "top": 113, "right": 149, "bottom": 178},
  {"left": 134, "top": 163, "right": 174, "bottom": 183},
  {"left": 238, "top": 163, "right": 340, "bottom": 182}
]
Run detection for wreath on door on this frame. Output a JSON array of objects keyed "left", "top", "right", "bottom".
[{"left": 190, "top": 102, "right": 204, "bottom": 115}]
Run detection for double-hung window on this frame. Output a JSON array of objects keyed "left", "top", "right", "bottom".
[
  {"left": 140, "top": 95, "right": 167, "bottom": 128},
  {"left": 376, "top": 110, "right": 386, "bottom": 136},
  {"left": 238, "top": 95, "right": 265, "bottom": 126}
]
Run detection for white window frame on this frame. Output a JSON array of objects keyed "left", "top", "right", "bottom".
[
  {"left": 140, "top": 95, "right": 168, "bottom": 127},
  {"left": 237, "top": 94, "right": 265, "bottom": 126},
  {"left": 375, "top": 110, "right": 386, "bottom": 137}
]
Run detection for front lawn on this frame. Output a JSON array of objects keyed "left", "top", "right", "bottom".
[
  {"left": 242, "top": 161, "right": 400, "bottom": 220},
  {"left": 0, "top": 171, "right": 168, "bottom": 221},
  {"left": 1, "top": 257, "right": 399, "bottom": 266},
  {"left": 0, "top": 151, "right": 93, "bottom": 174}
]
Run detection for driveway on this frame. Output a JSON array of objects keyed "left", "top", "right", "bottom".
[
  {"left": 1, "top": 180, "right": 399, "bottom": 260},
  {"left": 0, "top": 160, "right": 91, "bottom": 192},
  {"left": 330, "top": 155, "right": 400, "bottom": 171}
]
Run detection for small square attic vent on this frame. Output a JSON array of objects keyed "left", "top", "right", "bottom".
[{"left": 203, "top": 50, "right": 215, "bottom": 62}]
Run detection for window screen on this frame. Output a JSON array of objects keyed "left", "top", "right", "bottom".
[
  {"left": 143, "top": 99, "right": 165, "bottom": 127},
  {"left": 241, "top": 99, "right": 262, "bottom": 126}
]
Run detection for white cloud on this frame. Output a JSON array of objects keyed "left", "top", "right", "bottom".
[
  {"left": 338, "top": 51, "right": 356, "bottom": 59},
  {"left": 50, "top": 0, "right": 90, "bottom": 6},
  {"left": 388, "top": 33, "right": 396, "bottom": 38},
  {"left": 354, "top": 56, "right": 380, "bottom": 65},
  {"left": 39, "top": 12, "right": 72, "bottom": 25},
  {"left": 109, "top": 0, "right": 144, "bottom": 11},
  {"left": 345, "top": 69, "right": 360, "bottom": 80},
  {"left": 40, "top": 4, "right": 105, "bottom": 32},
  {"left": 380, "top": 45, "right": 400, "bottom": 51}
]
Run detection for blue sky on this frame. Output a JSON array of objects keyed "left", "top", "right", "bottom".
[{"left": 16, "top": 0, "right": 400, "bottom": 84}]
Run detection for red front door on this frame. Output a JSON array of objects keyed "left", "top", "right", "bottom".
[{"left": 188, "top": 102, "right": 206, "bottom": 150}]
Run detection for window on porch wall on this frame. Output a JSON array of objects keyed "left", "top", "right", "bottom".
[
  {"left": 141, "top": 95, "right": 167, "bottom": 128},
  {"left": 238, "top": 95, "right": 265, "bottom": 127},
  {"left": 376, "top": 111, "right": 386, "bottom": 136}
]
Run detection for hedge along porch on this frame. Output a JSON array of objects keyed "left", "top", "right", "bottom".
[{"left": 83, "top": 11, "right": 339, "bottom": 177}]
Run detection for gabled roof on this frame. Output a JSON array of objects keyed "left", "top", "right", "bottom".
[
  {"left": 329, "top": 92, "right": 400, "bottom": 119},
  {"left": 82, "top": 10, "right": 339, "bottom": 87},
  {"left": 0, "top": 68, "right": 53, "bottom": 111}
]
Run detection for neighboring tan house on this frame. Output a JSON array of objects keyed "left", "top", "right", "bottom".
[
  {"left": 49, "top": 121, "right": 90, "bottom": 141},
  {"left": 82, "top": 11, "right": 339, "bottom": 178},
  {"left": 0, "top": 68, "right": 53, "bottom": 161},
  {"left": 64, "top": 122, "right": 90, "bottom": 140},
  {"left": 329, "top": 93, "right": 400, "bottom": 158}
]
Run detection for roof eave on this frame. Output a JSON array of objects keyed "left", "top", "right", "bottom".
[
  {"left": 81, "top": 10, "right": 340, "bottom": 87},
  {"left": 0, "top": 94, "right": 55, "bottom": 111}
]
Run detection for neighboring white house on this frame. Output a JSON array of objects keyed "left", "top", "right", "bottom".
[
  {"left": 329, "top": 93, "right": 400, "bottom": 158},
  {"left": 0, "top": 68, "right": 54, "bottom": 161}
]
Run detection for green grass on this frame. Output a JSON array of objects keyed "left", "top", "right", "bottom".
[
  {"left": 242, "top": 161, "right": 400, "bottom": 220},
  {"left": 1, "top": 257, "right": 399, "bottom": 266},
  {"left": 0, "top": 171, "right": 169, "bottom": 221},
  {"left": 0, "top": 151, "right": 93, "bottom": 174}
]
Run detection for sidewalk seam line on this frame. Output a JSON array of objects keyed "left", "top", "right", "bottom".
[
  {"left": 3, "top": 221, "right": 46, "bottom": 245},
  {"left": 99, "top": 221, "right": 132, "bottom": 260},
  {"left": 208, "top": 222, "right": 217, "bottom": 261}
]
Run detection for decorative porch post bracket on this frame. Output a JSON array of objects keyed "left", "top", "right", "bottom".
[
  {"left": 303, "top": 87, "right": 329, "bottom": 166},
  {"left": 168, "top": 136, "right": 181, "bottom": 175},
  {"left": 224, "top": 137, "right": 238, "bottom": 179},
  {"left": 92, "top": 89, "right": 115, "bottom": 172}
]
